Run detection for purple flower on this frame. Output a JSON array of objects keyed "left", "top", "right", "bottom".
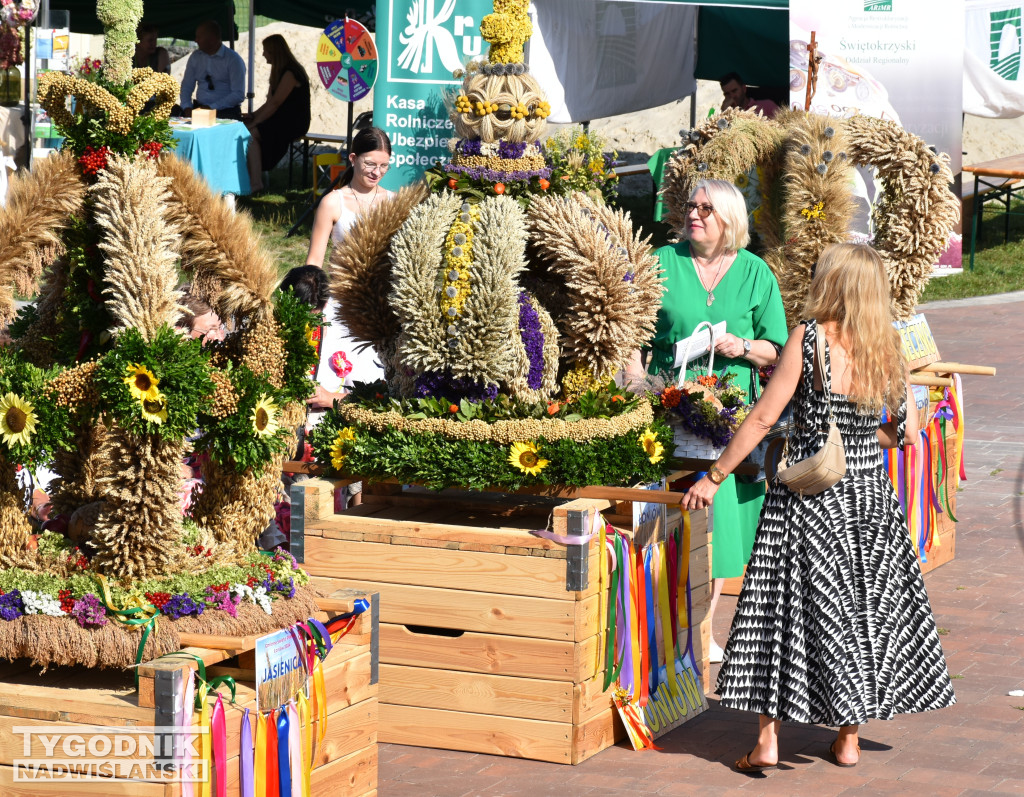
[
  {"left": 71, "top": 593, "right": 107, "bottom": 628},
  {"left": 669, "top": 399, "right": 739, "bottom": 448},
  {"left": 204, "top": 587, "right": 241, "bottom": 618},
  {"left": 458, "top": 139, "right": 483, "bottom": 156},
  {"left": 0, "top": 590, "right": 25, "bottom": 621},
  {"left": 517, "top": 292, "right": 545, "bottom": 390},
  {"left": 163, "top": 593, "right": 204, "bottom": 620},
  {"left": 414, "top": 370, "right": 499, "bottom": 402},
  {"left": 498, "top": 140, "right": 527, "bottom": 159},
  {"left": 443, "top": 163, "right": 552, "bottom": 182},
  {"left": 623, "top": 272, "right": 635, "bottom": 282},
  {"left": 273, "top": 548, "right": 300, "bottom": 571}
]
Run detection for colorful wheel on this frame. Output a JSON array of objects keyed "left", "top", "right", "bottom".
[{"left": 316, "top": 18, "right": 378, "bottom": 103}]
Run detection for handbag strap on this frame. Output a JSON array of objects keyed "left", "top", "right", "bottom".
[
  {"left": 814, "top": 323, "right": 836, "bottom": 423},
  {"left": 675, "top": 321, "right": 717, "bottom": 388}
]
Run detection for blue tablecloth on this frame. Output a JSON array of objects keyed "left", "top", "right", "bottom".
[{"left": 170, "top": 119, "right": 251, "bottom": 196}]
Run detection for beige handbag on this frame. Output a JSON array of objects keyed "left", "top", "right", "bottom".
[{"left": 772, "top": 325, "right": 846, "bottom": 496}]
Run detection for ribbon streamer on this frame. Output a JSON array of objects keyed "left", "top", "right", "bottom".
[
  {"left": 211, "top": 695, "right": 227, "bottom": 797},
  {"left": 240, "top": 709, "right": 255, "bottom": 797}
]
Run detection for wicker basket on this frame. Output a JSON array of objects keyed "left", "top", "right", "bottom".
[{"left": 669, "top": 418, "right": 725, "bottom": 461}]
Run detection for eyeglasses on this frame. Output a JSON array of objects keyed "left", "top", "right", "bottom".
[
  {"left": 360, "top": 161, "right": 389, "bottom": 175},
  {"left": 684, "top": 201, "right": 715, "bottom": 219},
  {"left": 204, "top": 74, "right": 215, "bottom": 91}
]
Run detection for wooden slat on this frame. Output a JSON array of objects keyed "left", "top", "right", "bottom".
[
  {"left": 304, "top": 537, "right": 584, "bottom": 601},
  {"left": 379, "top": 664, "right": 574, "bottom": 722},
  {"left": 378, "top": 623, "right": 597, "bottom": 682},
  {"left": 176, "top": 633, "right": 258, "bottom": 650},
  {"left": 310, "top": 744, "right": 377, "bottom": 797},
  {"left": 571, "top": 705, "right": 624, "bottom": 764},
  {"left": 0, "top": 764, "right": 170, "bottom": 796},
  {"left": 378, "top": 703, "right": 573, "bottom": 764},
  {"left": 316, "top": 579, "right": 586, "bottom": 640},
  {"left": 572, "top": 675, "right": 616, "bottom": 725}
]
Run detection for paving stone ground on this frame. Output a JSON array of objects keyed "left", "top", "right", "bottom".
[{"left": 377, "top": 294, "right": 1024, "bottom": 796}]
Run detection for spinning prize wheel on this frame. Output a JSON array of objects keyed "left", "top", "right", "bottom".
[{"left": 316, "top": 18, "right": 378, "bottom": 103}]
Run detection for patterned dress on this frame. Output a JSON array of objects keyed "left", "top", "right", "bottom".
[{"left": 716, "top": 321, "right": 956, "bottom": 726}]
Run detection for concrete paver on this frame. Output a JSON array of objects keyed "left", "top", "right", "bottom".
[{"left": 377, "top": 295, "right": 1024, "bottom": 796}]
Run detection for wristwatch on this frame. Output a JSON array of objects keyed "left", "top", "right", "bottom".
[
  {"left": 742, "top": 338, "right": 752, "bottom": 357},
  {"left": 708, "top": 463, "right": 727, "bottom": 484}
]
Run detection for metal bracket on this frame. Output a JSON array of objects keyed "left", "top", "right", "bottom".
[
  {"left": 154, "top": 667, "right": 183, "bottom": 768},
  {"left": 369, "top": 592, "right": 380, "bottom": 685},
  {"left": 289, "top": 482, "right": 305, "bottom": 564},
  {"left": 565, "top": 509, "right": 589, "bottom": 591}
]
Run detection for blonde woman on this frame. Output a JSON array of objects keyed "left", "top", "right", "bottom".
[
  {"left": 628, "top": 179, "right": 788, "bottom": 662},
  {"left": 682, "top": 244, "right": 955, "bottom": 771}
]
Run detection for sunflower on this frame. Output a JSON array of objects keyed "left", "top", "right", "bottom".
[
  {"left": 124, "top": 363, "right": 160, "bottom": 402},
  {"left": 509, "top": 441, "right": 549, "bottom": 476},
  {"left": 251, "top": 395, "right": 280, "bottom": 437},
  {"left": 639, "top": 428, "right": 664, "bottom": 464},
  {"left": 140, "top": 392, "right": 169, "bottom": 424},
  {"left": 330, "top": 427, "right": 357, "bottom": 471},
  {"left": 0, "top": 393, "right": 38, "bottom": 447}
]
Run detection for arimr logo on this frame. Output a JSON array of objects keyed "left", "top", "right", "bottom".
[
  {"left": 864, "top": 0, "right": 892, "bottom": 11},
  {"left": 12, "top": 726, "right": 209, "bottom": 782},
  {"left": 990, "top": 9, "right": 1022, "bottom": 81},
  {"left": 388, "top": 0, "right": 484, "bottom": 84}
]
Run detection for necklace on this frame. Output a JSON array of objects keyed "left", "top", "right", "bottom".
[
  {"left": 692, "top": 251, "right": 728, "bottom": 306},
  {"left": 349, "top": 184, "right": 378, "bottom": 215}
]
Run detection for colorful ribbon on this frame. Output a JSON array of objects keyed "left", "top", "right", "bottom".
[
  {"left": 181, "top": 668, "right": 196, "bottom": 797},
  {"left": 91, "top": 574, "right": 159, "bottom": 687},
  {"left": 211, "top": 694, "right": 227, "bottom": 797},
  {"left": 240, "top": 709, "right": 255, "bottom": 797},
  {"left": 276, "top": 707, "right": 291, "bottom": 796}
]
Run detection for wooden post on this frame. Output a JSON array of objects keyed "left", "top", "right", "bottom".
[{"left": 805, "top": 31, "right": 820, "bottom": 111}]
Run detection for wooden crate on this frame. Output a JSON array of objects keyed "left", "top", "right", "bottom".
[
  {"left": 294, "top": 481, "right": 711, "bottom": 764},
  {"left": 0, "top": 588, "right": 379, "bottom": 796}
]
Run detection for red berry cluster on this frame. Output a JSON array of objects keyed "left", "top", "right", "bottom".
[
  {"left": 207, "top": 582, "right": 230, "bottom": 593},
  {"left": 138, "top": 141, "right": 163, "bottom": 160},
  {"left": 66, "top": 550, "right": 89, "bottom": 569},
  {"left": 145, "top": 591, "right": 172, "bottom": 609},
  {"left": 78, "top": 146, "right": 110, "bottom": 176},
  {"left": 186, "top": 544, "right": 213, "bottom": 558},
  {"left": 58, "top": 589, "right": 75, "bottom": 614}
]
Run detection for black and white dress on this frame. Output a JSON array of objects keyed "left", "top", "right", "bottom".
[{"left": 716, "top": 320, "right": 956, "bottom": 726}]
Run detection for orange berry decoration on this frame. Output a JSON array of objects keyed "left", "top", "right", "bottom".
[
  {"left": 660, "top": 386, "right": 683, "bottom": 409},
  {"left": 449, "top": 404, "right": 459, "bottom": 413},
  {"left": 538, "top": 178, "right": 550, "bottom": 191},
  {"left": 494, "top": 182, "right": 506, "bottom": 195},
  {"left": 447, "top": 178, "right": 458, "bottom": 189},
  {"left": 547, "top": 401, "right": 561, "bottom": 416}
]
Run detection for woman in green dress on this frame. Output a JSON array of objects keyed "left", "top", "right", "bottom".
[{"left": 628, "top": 179, "right": 787, "bottom": 662}]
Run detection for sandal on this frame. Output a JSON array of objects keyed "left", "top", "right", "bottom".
[
  {"left": 733, "top": 749, "right": 778, "bottom": 772},
  {"left": 829, "top": 740, "right": 860, "bottom": 768}
]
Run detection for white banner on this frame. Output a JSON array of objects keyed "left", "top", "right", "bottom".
[
  {"left": 529, "top": 0, "right": 697, "bottom": 124},
  {"left": 965, "top": 0, "right": 1024, "bottom": 117}
]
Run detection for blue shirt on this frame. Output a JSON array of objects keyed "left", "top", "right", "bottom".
[{"left": 180, "top": 44, "right": 246, "bottom": 110}]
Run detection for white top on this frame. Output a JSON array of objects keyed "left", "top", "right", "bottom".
[{"left": 330, "top": 187, "right": 395, "bottom": 245}]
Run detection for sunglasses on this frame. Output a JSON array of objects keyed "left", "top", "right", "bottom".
[
  {"left": 684, "top": 201, "right": 715, "bottom": 219},
  {"left": 204, "top": 74, "right": 215, "bottom": 91}
]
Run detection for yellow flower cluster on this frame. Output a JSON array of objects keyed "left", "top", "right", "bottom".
[
  {"left": 440, "top": 204, "right": 479, "bottom": 323},
  {"left": 480, "top": 0, "right": 533, "bottom": 64},
  {"left": 454, "top": 95, "right": 473, "bottom": 114},
  {"left": 474, "top": 100, "right": 499, "bottom": 117},
  {"left": 561, "top": 364, "right": 604, "bottom": 404},
  {"left": 336, "top": 401, "right": 654, "bottom": 445},
  {"left": 330, "top": 427, "right": 357, "bottom": 471},
  {"left": 533, "top": 101, "right": 551, "bottom": 119},
  {"left": 638, "top": 428, "right": 664, "bottom": 464},
  {"left": 801, "top": 201, "right": 826, "bottom": 221},
  {"left": 511, "top": 103, "right": 529, "bottom": 120}
]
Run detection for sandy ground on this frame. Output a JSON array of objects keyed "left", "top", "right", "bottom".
[{"left": 169, "top": 22, "right": 1019, "bottom": 181}]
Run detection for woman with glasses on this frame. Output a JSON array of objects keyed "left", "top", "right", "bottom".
[
  {"left": 305, "top": 127, "right": 394, "bottom": 267},
  {"left": 243, "top": 34, "right": 311, "bottom": 193},
  {"left": 627, "top": 178, "right": 787, "bottom": 663}
]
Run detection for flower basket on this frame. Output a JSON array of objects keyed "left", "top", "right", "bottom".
[{"left": 667, "top": 416, "right": 725, "bottom": 460}]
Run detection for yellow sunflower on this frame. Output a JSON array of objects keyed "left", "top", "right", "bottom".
[
  {"left": 124, "top": 363, "right": 160, "bottom": 402},
  {"left": 639, "top": 428, "right": 664, "bottom": 464},
  {"left": 330, "top": 427, "right": 357, "bottom": 471},
  {"left": 251, "top": 395, "right": 280, "bottom": 437},
  {"left": 140, "top": 392, "right": 169, "bottom": 424},
  {"left": 0, "top": 393, "right": 38, "bottom": 447},
  {"left": 509, "top": 441, "right": 549, "bottom": 476}
]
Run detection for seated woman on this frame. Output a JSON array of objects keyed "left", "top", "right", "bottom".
[
  {"left": 244, "top": 34, "right": 311, "bottom": 193},
  {"left": 133, "top": 23, "right": 170, "bottom": 73}
]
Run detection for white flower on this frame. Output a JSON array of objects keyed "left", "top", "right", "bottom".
[
  {"left": 253, "top": 586, "right": 272, "bottom": 615},
  {"left": 21, "top": 590, "right": 65, "bottom": 617}
]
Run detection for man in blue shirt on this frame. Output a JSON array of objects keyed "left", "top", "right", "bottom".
[{"left": 180, "top": 20, "right": 246, "bottom": 120}]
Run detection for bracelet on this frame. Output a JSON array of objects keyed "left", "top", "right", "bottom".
[{"left": 708, "top": 463, "right": 727, "bottom": 484}]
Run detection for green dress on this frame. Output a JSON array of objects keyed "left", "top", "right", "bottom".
[{"left": 648, "top": 242, "right": 788, "bottom": 579}]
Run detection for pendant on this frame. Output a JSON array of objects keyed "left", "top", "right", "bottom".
[{"left": 706, "top": 291, "right": 714, "bottom": 306}]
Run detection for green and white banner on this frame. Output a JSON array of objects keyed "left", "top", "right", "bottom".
[
  {"left": 965, "top": 0, "right": 1024, "bottom": 117},
  {"left": 375, "top": 0, "right": 493, "bottom": 189}
]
